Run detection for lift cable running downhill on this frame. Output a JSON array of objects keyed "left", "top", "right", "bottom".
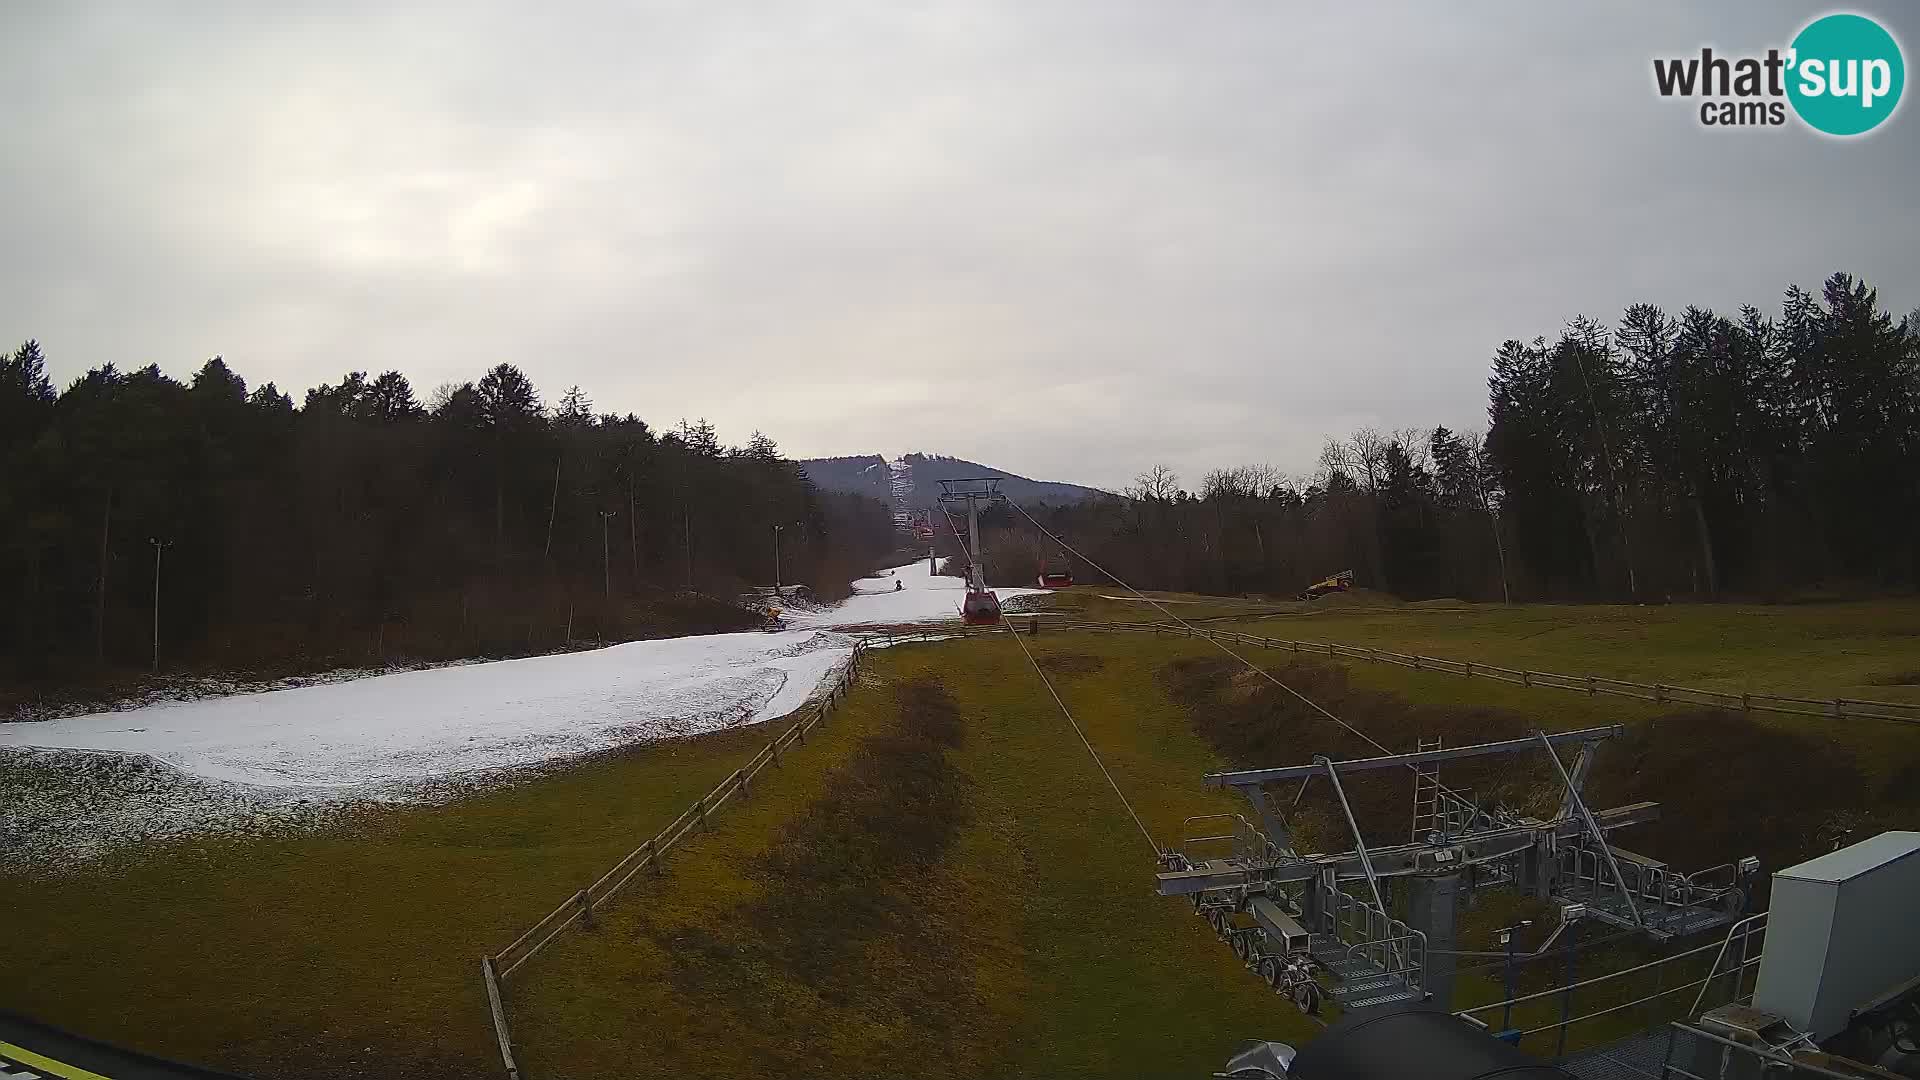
[
  {"left": 933, "top": 485, "right": 1161, "bottom": 856},
  {"left": 1001, "top": 498, "right": 1762, "bottom": 1029},
  {"left": 935, "top": 502, "right": 988, "bottom": 622},
  {"left": 996, "top": 605, "right": 1162, "bottom": 858},
  {"left": 1002, "top": 498, "right": 1486, "bottom": 818}
]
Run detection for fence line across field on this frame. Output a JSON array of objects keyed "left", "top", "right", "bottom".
[
  {"left": 476, "top": 611, "right": 1916, "bottom": 1077},
  {"left": 921, "top": 615, "right": 1919, "bottom": 727},
  {"left": 481, "top": 639, "right": 868, "bottom": 1080}
]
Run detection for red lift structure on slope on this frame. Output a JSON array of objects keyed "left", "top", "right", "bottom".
[{"left": 938, "top": 477, "right": 1005, "bottom": 625}]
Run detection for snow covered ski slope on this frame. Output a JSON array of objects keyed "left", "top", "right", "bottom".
[
  {"left": 0, "top": 631, "right": 854, "bottom": 792},
  {"left": 787, "top": 558, "right": 1042, "bottom": 627}
]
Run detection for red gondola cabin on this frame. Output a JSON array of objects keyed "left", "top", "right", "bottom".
[{"left": 961, "top": 590, "right": 1002, "bottom": 625}]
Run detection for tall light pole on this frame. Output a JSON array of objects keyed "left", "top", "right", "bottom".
[
  {"left": 772, "top": 523, "right": 783, "bottom": 589},
  {"left": 148, "top": 536, "right": 172, "bottom": 674},
  {"left": 598, "top": 510, "right": 617, "bottom": 599}
]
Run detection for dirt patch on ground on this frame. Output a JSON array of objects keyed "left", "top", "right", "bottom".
[
  {"left": 1870, "top": 670, "right": 1920, "bottom": 686},
  {"left": 645, "top": 676, "right": 993, "bottom": 1073},
  {"left": 1037, "top": 652, "right": 1106, "bottom": 677},
  {"left": 1161, "top": 656, "right": 1551, "bottom": 851},
  {"left": 1160, "top": 657, "right": 1878, "bottom": 879},
  {"left": 1588, "top": 711, "right": 1872, "bottom": 878},
  {"left": 1305, "top": 587, "right": 1403, "bottom": 608}
]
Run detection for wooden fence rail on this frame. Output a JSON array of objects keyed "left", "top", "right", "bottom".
[
  {"left": 862, "top": 617, "right": 1920, "bottom": 727},
  {"left": 1026, "top": 619, "right": 1920, "bottom": 727},
  {"left": 478, "top": 611, "right": 1919, "bottom": 1076},
  {"left": 482, "top": 640, "right": 868, "bottom": 1075}
]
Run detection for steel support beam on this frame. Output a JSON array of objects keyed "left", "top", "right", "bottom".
[
  {"left": 1318, "top": 755, "right": 1388, "bottom": 917},
  {"left": 1536, "top": 730, "right": 1643, "bottom": 930},
  {"left": 1154, "top": 802, "right": 1659, "bottom": 897},
  {"left": 1205, "top": 726, "right": 1624, "bottom": 788},
  {"left": 1243, "top": 787, "right": 1294, "bottom": 854}
]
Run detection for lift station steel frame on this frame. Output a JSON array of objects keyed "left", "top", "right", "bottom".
[{"left": 1158, "top": 726, "right": 1762, "bottom": 1016}]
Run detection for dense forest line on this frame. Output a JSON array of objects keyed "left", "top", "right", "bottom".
[
  {"left": 0, "top": 353, "right": 897, "bottom": 691},
  {"left": 976, "top": 273, "right": 1920, "bottom": 603}
]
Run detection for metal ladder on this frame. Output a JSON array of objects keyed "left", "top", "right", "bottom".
[{"left": 1411, "top": 736, "right": 1443, "bottom": 842}]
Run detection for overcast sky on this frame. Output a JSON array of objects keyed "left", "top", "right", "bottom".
[{"left": 4, "top": 3, "right": 1916, "bottom": 491}]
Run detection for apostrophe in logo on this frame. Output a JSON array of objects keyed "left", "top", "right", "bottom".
[
  {"left": 1651, "top": 11, "right": 1905, "bottom": 136},
  {"left": 1786, "top": 13, "right": 1904, "bottom": 136}
]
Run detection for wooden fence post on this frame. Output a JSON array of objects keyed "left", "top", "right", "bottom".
[
  {"left": 482, "top": 956, "right": 521, "bottom": 1080},
  {"left": 575, "top": 889, "right": 595, "bottom": 929},
  {"left": 1522, "top": 671, "right": 1532, "bottom": 687},
  {"left": 646, "top": 839, "right": 662, "bottom": 876},
  {"left": 1464, "top": 661, "right": 1472, "bottom": 678},
  {"left": 737, "top": 768, "right": 751, "bottom": 799},
  {"left": 1587, "top": 676, "right": 1596, "bottom": 697},
  {"left": 695, "top": 796, "right": 708, "bottom": 831},
  {"left": 1654, "top": 684, "right": 1665, "bottom": 703}
]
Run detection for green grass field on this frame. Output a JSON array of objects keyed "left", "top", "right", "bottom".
[{"left": 5, "top": 596, "right": 1919, "bottom": 1078}]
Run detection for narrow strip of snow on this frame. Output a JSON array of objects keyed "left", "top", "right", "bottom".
[
  {"left": 2, "top": 630, "right": 858, "bottom": 868},
  {"left": 787, "top": 558, "right": 1045, "bottom": 627},
  {"left": 0, "top": 630, "right": 855, "bottom": 792}
]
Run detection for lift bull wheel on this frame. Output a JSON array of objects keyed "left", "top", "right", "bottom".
[
  {"left": 1258, "top": 956, "right": 1281, "bottom": 988},
  {"left": 1291, "top": 980, "right": 1323, "bottom": 1016}
]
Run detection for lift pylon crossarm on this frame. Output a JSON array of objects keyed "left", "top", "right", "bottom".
[
  {"left": 1155, "top": 802, "right": 1662, "bottom": 896},
  {"left": 935, "top": 477, "right": 1007, "bottom": 501},
  {"left": 1204, "top": 725, "right": 1625, "bottom": 789}
]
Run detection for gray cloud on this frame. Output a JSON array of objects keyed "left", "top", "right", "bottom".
[{"left": 4, "top": 2, "right": 1916, "bottom": 490}]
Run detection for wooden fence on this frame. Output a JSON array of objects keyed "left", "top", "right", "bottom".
[
  {"left": 481, "top": 639, "right": 868, "bottom": 1080},
  {"left": 477, "top": 614, "right": 1919, "bottom": 1076},
  {"left": 1028, "top": 619, "right": 1920, "bottom": 727}
]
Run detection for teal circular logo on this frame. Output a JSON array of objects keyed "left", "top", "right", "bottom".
[{"left": 1787, "top": 13, "right": 1905, "bottom": 136}]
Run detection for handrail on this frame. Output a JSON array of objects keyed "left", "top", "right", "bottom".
[
  {"left": 1690, "top": 912, "right": 1769, "bottom": 1016},
  {"left": 1456, "top": 933, "right": 1732, "bottom": 1015},
  {"left": 1668, "top": 1023, "right": 1856, "bottom": 1080}
]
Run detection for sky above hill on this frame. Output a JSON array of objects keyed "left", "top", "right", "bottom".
[{"left": 5, "top": 3, "right": 1917, "bottom": 491}]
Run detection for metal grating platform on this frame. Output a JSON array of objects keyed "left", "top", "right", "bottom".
[
  {"left": 1310, "top": 936, "right": 1422, "bottom": 1009},
  {"left": 1555, "top": 1028, "right": 1674, "bottom": 1080}
]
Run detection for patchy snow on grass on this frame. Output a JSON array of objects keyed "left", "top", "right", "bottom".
[
  {"left": 1, "top": 629, "right": 856, "bottom": 867},
  {"left": 788, "top": 558, "right": 1043, "bottom": 627}
]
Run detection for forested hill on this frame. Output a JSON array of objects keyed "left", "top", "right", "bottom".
[
  {"left": 799, "top": 453, "right": 1109, "bottom": 507},
  {"left": 0, "top": 355, "right": 897, "bottom": 691}
]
